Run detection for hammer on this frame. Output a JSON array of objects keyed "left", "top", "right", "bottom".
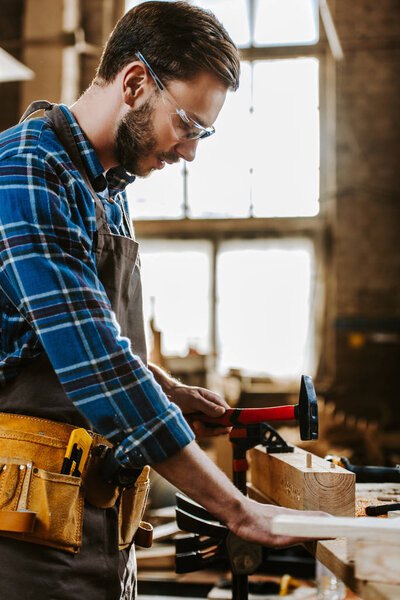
[{"left": 190, "top": 374, "right": 318, "bottom": 441}]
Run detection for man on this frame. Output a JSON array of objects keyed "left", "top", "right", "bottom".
[{"left": 0, "top": 2, "right": 324, "bottom": 599}]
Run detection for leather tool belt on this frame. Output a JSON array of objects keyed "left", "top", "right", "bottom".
[{"left": 0, "top": 413, "right": 151, "bottom": 553}]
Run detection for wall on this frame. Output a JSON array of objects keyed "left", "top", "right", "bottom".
[
  {"left": 0, "top": 0, "right": 25, "bottom": 130},
  {"left": 328, "top": 0, "right": 400, "bottom": 429}
]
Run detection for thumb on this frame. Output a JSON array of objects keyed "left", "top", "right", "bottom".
[{"left": 207, "top": 402, "right": 225, "bottom": 415}]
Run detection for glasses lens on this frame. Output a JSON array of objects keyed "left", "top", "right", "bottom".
[{"left": 169, "top": 112, "right": 203, "bottom": 140}]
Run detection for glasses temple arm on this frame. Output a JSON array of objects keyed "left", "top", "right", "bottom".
[{"left": 136, "top": 51, "right": 164, "bottom": 91}]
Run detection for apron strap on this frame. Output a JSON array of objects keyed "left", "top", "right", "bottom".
[
  {"left": 19, "top": 100, "right": 54, "bottom": 124},
  {"left": 19, "top": 101, "right": 110, "bottom": 235}
]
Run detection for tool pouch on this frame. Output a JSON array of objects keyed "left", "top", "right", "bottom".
[
  {"left": 84, "top": 450, "right": 152, "bottom": 550},
  {"left": 0, "top": 429, "right": 84, "bottom": 553},
  {"left": 118, "top": 465, "right": 151, "bottom": 549},
  {"left": 0, "top": 413, "right": 151, "bottom": 553}
]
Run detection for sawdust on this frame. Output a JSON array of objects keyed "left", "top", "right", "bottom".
[{"left": 356, "top": 498, "right": 387, "bottom": 517}]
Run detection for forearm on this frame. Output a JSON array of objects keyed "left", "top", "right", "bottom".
[
  {"left": 153, "top": 440, "right": 245, "bottom": 532},
  {"left": 148, "top": 362, "right": 179, "bottom": 397},
  {"left": 153, "top": 441, "right": 330, "bottom": 548}
]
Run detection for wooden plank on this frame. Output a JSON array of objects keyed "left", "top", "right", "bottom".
[
  {"left": 147, "top": 506, "right": 176, "bottom": 522},
  {"left": 359, "top": 581, "right": 400, "bottom": 600},
  {"left": 308, "top": 539, "right": 400, "bottom": 599},
  {"left": 136, "top": 545, "right": 175, "bottom": 570},
  {"left": 153, "top": 522, "right": 181, "bottom": 542},
  {"left": 270, "top": 515, "right": 400, "bottom": 542},
  {"left": 311, "top": 539, "right": 359, "bottom": 590},
  {"left": 135, "top": 216, "right": 324, "bottom": 238},
  {"left": 249, "top": 445, "right": 355, "bottom": 516},
  {"left": 355, "top": 540, "right": 400, "bottom": 585},
  {"left": 246, "top": 482, "right": 277, "bottom": 505}
]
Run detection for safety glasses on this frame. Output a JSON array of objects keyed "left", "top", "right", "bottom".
[{"left": 136, "top": 52, "right": 215, "bottom": 141}]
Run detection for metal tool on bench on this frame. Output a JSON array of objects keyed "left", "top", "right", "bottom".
[
  {"left": 326, "top": 455, "right": 400, "bottom": 483},
  {"left": 175, "top": 375, "right": 319, "bottom": 600},
  {"left": 365, "top": 502, "right": 400, "bottom": 517},
  {"left": 175, "top": 494, "right": 264, "bottom": 576}
]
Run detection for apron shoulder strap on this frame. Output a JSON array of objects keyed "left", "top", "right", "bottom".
[
  {"left": 19, "top": 100, "right": 54, "bottom": 124},
  {"left": 19, "top": 101, "right": 110, "bottom": 235}
]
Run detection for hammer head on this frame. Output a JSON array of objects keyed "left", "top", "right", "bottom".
[{"left": 297, "top": 375, "right": 318, "bottom": 440}]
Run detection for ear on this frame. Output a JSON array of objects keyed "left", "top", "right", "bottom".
[{"left": 122, "top": 62, "right": 151, "bottom": 108}]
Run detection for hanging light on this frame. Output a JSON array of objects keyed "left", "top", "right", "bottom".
[{"left": 0, "top": 47, "right": 34, "bottom": 83}]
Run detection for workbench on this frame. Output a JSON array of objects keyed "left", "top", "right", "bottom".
[{"left": 248, "top": 445, "right": 400, "bottom": 600}]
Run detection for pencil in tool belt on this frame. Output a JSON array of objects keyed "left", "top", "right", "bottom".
[{"left": 61, "top": 428, "right": 93, "bottom": 476}]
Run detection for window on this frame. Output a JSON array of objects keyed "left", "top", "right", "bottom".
[
  {"left": 217, "top": 239, "right": 316, "bottom": 378},
  {"left": 138, "top": 238, "right": 317, "bottom": 380},
  {"left": 139, "top": 240, "right": 212, "bottom": 356},
  {"left": 187, "top": 58, "right": 319, "bottom": 219}
]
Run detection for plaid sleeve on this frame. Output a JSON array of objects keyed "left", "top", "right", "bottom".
[{"left": 0, "top": 152, "right": 194, "bottom": 467}]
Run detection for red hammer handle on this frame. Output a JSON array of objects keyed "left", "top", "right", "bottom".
[{"left": 190, "top": 405, "right": 296, "bottom": 427}]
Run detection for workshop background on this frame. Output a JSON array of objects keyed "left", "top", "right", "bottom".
[
  {"left": 1, "top": 0, "right": 399, "bottom": 461},
  {"left": 1, "top": 1, "right": 400, "bottom": 598}
]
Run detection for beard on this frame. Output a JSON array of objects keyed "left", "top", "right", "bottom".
[
  {"left": 115, "top": 98, "right": 180, "bottom": 177},
  {"left": 115, "top": 99, "right": 157, "bottom": 177}
]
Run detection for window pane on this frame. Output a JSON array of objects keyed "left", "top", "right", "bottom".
[
  {"left": 255, "top": 0, "right": 319, "bottom": 46},
  {"left": 187, "top": 62, "right": 252, "bottom": 218},
  {"left": 125, "top": 0, "right": 144, "bottom": 10},
  {"left": 194, "top": 0, "right": 250, "bottom": 47},
  {"left": 217, "top": 239, "right": 315, "bottom": 379},
  {"left": 127, "top": 0, "right": 249, "bottom": 47},
  {"left": 252, "top": 58, "right": 319, "bottom": 217},
  {"left": 127, "top": 162, "right": 184, "bottom": 220},
  {"left": 138, "top": 239, "right": 212, "bottom": 356}
]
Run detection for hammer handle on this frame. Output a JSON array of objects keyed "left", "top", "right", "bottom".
[{"left": 190, "top": 405, "right": 296, "bottom": 427}]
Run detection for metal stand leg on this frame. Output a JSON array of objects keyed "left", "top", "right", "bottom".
[
  {"left": 232, "top": 574, "right": 248, "bottom": 600},
  {"left": 232, "top": 445, "right": 249, "bottom": 600}
]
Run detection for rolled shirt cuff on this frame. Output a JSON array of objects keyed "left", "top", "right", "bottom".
[{"left": 114, "top": 403, "right": 195, "bottom": 468}]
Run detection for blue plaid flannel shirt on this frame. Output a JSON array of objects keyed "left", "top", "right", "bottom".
[{"left": 0, "top": 105, "right": 194, "bottom": 468}]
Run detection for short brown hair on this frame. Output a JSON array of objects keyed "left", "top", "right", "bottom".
[{"left": 95, "top": 1, "right": 240, "bottom": 91}]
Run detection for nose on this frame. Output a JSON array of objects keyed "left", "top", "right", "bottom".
[{"left": 175, "top": 138, "right": 199, "bottom": 162}]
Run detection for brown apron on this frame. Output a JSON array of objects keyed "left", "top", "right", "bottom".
[{"left": 0, "top": 101, "right": 147, "bottom": 600}]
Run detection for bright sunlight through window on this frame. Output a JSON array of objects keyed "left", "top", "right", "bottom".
[
  {"left": 217, "top": 239, "right": 315, "bottom": 379},
  {"left": 138, "top": 239, "right": 316, "bottom": 380}
]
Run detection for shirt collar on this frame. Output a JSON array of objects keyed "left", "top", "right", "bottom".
[{"left": 58, "top": 105, "right": 135, "bottom": 196}]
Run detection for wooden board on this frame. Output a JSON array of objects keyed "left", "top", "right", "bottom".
[
  {"left": 270, "top": 515, "right": 400, "bottom": 542},
  {"left": 355, "top": 540, "right": 400, "bottom": 585},
  {"left": 247, "top": 482, "right": 278, "bottom": 505},
  {"left": 249, "top": 445, "right": 355, "bottom": 516},
  {"left": 136, "top": 544, "right": 175, "bottom": 570}
]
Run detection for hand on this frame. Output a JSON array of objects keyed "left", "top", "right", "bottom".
[
  {"left": 169, "top": 384, "right": 232, "bottom": 438},
  {"left": 232, "top": 498, "right": 330, "bottom": 548}
]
